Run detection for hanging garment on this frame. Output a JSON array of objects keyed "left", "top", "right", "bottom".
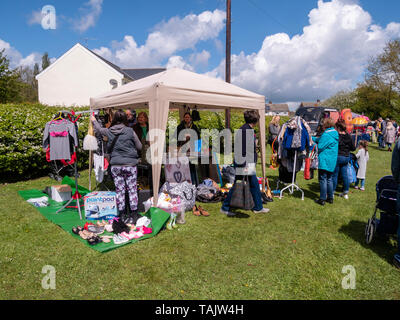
[
  {"left": 43, "top": 119, "right": 78, "bottom": 161},
  {"left": 93, "top": 153, "right": 105, "bottom": 183}
]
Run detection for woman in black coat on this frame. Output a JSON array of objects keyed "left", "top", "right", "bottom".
[{"left": 332, "top": 119, "right": 356, "bottom": 199}]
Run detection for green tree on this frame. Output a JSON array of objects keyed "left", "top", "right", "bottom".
[
  {"left": 352, "top": 83, "right": 400, "bottom": 120},
  {"left": 323, "top": 90, "right": 358, "bottom": 110},
  {"left": 33, "top": 63, "right": 40, "bottom": 77},
  {"left": 0, "top": 49, "right": 22, "bottom": 103},
  {"left": 16, "top": 65, "right": 38, "bottom": 102},
  {"left": 42, "top": 52, "right": 51, "bottom": 70}
]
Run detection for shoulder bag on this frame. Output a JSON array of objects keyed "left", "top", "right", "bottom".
[
  {"left": 229, "top": 175, "right": 255, "bottom": 210},
  {"left": 105, "top": 133, "right": 121, "bottom": 163}
]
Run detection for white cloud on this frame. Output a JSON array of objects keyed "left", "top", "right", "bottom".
[
  {"left": 0, "top": 39, "right": 43, "bottom": 69},
  {"left": 190, "top": 50, "right": 211, "bottom": 67},
  {"left": 93, "top": 9, "right": 225, "bottom": 68},
  {"left": 27, "top": 10, "right": 43, "bottom": 26},
  {"left": 72, "top": 0, "right": 103, "bottom": 33},
  {"left": 166, "top": 56, "right": 194, "bottom": 71},
  {"left": 209, "top": 0, "right": 400, "bottom": 103}
]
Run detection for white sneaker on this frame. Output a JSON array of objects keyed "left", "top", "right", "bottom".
[
  {"left": 360, "top": 187, "right": 365, "bottom": 191},
  {"left": 252, "top": 208, "right": 270, "bottom": 214},
  {"left": 220, "top": 208, "right": 236, "bottom": 217},
  {"left": 339, "top": 193, "right": 349, "bottom": 200}
]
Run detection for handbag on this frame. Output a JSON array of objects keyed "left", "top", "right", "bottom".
[
  {"left": 229, "top": 176, "right": 255, "bottom": 210},
  {"left": 160, "top": 181, "right": 197, "bottom": 211}
]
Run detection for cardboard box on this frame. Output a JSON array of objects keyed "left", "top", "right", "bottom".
[
  {"left": 83, "top": 191, "right": 118, "bottom": 220},
  {"left": 51, "top": 185, "right": 72, "bottom": 202}
]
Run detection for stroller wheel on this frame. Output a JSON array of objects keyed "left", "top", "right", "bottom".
[{"left": 365, "top": 219, "right": 376, "bottom": 244}]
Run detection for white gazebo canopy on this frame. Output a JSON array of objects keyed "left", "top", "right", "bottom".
[{"left": 90, "top": 68, "right": 267, "bottom": 203}]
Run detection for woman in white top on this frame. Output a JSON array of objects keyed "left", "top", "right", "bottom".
[{"left": 355, "top": 140, "right": 369, "bottom": 191}]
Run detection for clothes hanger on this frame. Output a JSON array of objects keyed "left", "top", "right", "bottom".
[{"left": 53, "top": 112, "right": 64, "bottom": 121}]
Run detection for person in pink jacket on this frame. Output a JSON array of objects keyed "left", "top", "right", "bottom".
[{"left": 385, "top": 121, "right": 397, "bottom": 152}]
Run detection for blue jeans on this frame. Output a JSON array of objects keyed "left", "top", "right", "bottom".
[
  {"left": 319, "top": 169, "right": 334, "bottom": 201},
  {"left": 378, "top": 134, "right": 385, "bottom": 148},
  {"left": 355, "top": 179, "right": 365, "bottom": 188},
  {"left": 332, "top": 155, "right": 350, "bottom": 194},
  {"left": 222, "top": 174, "right": 263, "bottom": 211}
]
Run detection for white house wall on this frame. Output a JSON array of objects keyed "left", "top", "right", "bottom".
[{"left": 37, "top": 45, "right": 123, "bottom": 106}]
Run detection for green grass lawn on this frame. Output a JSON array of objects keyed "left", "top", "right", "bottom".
[{"left": 1, "top": 143, "right": 400, "bottom": 300}]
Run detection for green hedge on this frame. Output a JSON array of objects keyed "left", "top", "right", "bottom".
[
  {"left": 0, "top": 104, "right": 89, "bottom": 182},
  {"left": 0, "top": 103, "right": 287, "bottom": 182}
]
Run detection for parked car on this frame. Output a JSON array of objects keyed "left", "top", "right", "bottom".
[{"left": 295, "top": 106, "right": 340, "bottom": 136}]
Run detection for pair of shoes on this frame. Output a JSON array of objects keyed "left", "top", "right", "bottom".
[
  {"left": 121, "top": 230, "right": 144, "bottom": 240},
  {"left": 360, "top": 187, "right": 365, "bottom": 191},
  {"left": 136, "top": 226, "right": 152, "bottom": 235},
  {"left": 195, "top": 204, "right": 209, "bottom": 216},
  {"left": 87, "top": 235, "right": 102, "bottom": 246},
  {"left": 314, "top": 199, "right": 325, "bottom": 206},
  {"left": 166, "top": 213, "right": 178, "bottom": 230},
  {"left": 113, "top": 234, "right": 129, "bottom": 245},
  {"left": 72, "top": 226, "right": 84, "bottom": 235},
  {"left": 100, "top": 235, "right": 113, "bottom": 243},
  {"left": 87, "top": 225, "right": 105, "bottom": 235},
  {"left": 326, "top": 198, "right": 334, "bottom": 204},
  {"left": 105, "top": 224, "right": 114, "bottom": 233},
  {"left": 339, "top": 193, "right": 349, "bottom": 200},
  {"left": 78, "top": 229, "right": 95, "bottom": 240},
  {"left": 192, "top": 206, "right": 201, "bottom": 216},
  {"left": 220, "top": 208, "right": 236, "bottom": 217},
  {"left": 252, "top": 208, "right": 270, "bottom": 214}
]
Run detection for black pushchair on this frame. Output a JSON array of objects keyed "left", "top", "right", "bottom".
[{"left": 365, "top": 176, "right": 399, "bottom": 244}]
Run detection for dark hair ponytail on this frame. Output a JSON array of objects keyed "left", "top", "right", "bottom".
[{"left": 110, "top": 109, "right": 128, "bottom": 127}]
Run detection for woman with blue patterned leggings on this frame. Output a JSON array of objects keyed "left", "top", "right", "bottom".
[{"left": 92, "top": 110, "right": 142, "bottom": 224}]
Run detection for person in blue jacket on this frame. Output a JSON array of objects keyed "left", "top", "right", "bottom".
[{"left": 312, "top": 118, "right": 339, "bottom": 206}]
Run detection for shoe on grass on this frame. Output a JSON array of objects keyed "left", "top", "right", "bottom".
[
  {"left": 314, "top": 199, "right": 325, "bottom": 206},
  {"left": 339, "top": 193, "right": 349, "bottom": 200},
  {"left": 220, "top": 208, "right": 236, "bottom": 217},
  {"left": 360, "top": 187, "right": 365, "bottom": 191},
  {"left": 252, "top": 208, "right": 270, "bottom": 214}
]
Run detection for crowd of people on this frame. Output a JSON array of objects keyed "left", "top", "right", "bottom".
[
  {"left": 373, "top": 117, "right": 399, "bottom": 152},
  {"left": 89, "top": 107, "right": 400, "bottom": 268},
  {"left": 90, "top": 109, "right": 210, "bottom": 223}
]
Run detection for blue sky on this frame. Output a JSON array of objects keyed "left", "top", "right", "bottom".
[{"left": 1, "top": 0, "right": 400, "bottom": 104}]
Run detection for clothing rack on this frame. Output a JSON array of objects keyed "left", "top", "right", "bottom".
[
  {"left": 51, "top": 111, "right": 84, "bottom": 219},
  {"left": 279, "top": 150, "right": 304, "bottom": 200},
  {"left": 55, "top": 146, "right": 83, "bottom": 219}
]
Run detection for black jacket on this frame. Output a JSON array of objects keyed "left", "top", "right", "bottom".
[{"left": 338, "top": 133, "right": 356, "bottom": 157}]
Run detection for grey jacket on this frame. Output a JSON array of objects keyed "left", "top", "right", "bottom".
[
  {"left": 43, "top": 119, "right": 78, "bottom": 161},
  {"left": 268, "top": 123, "right": 280, "bottom": 140},
  {"left": 93, "top": 120, "right": 142, "bottom": 166}
]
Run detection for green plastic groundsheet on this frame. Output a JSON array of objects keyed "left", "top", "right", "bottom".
[{"left": 18, "top": 176, "right": 170, "bottom": 253}]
